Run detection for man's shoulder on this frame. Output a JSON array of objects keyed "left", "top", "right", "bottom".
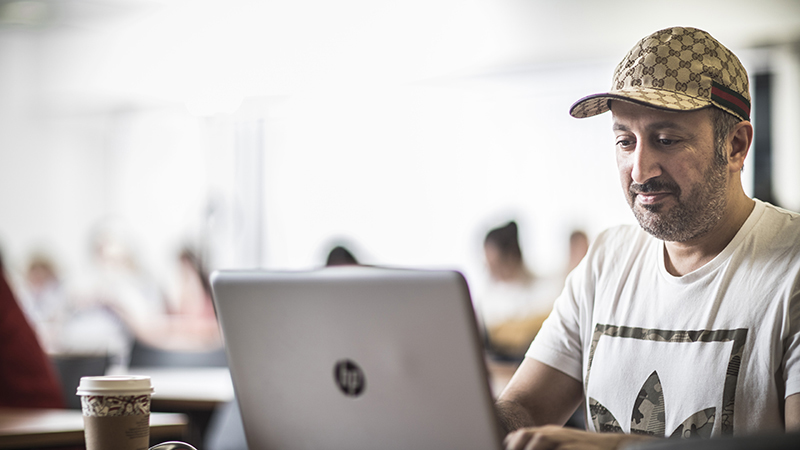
[
  {"left": 753, "top": 201, "right": 800, "bottom": 249},
  {"left": 760, "top": 201, "right": 800, "bottom": 227}
]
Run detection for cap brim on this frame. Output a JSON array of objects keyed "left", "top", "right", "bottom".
[{"left": 569, "top": 89, "right": 712, "bottom": 118}]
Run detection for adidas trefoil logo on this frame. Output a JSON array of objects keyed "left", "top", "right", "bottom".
[{"left": 589, "top": 371, "right": 715, "bottom": 438}]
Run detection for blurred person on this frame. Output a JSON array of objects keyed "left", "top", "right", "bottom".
[
  {"left": 498, "top": 27, "right": 800, "bottom": 450},
  {"left": 166, "top": 246, "right": 214, "bottom": 317},
  {"left": 326, "top": 245, "right": 359, "bottom": 266},
  {"left": 15, "top": 252, "right": 68, "bottom": 353},
  {"left": 133, "top": 246, "right": 222, "bottom": 352},
  {"left": 61, "top": 219, "right": 166, "bottom": 364},
  {"left": 473, "top": 221, "right": 562, "bottom": 360},
  {"left": 0, "top": 260, "right": 65, "bottom": 408},
  {"left": 566, "top": 230, "right": 589, "bottom": 275}
]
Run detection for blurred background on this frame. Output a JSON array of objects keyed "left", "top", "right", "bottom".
[
  {"left": 1, "top": 0, "right": 799, "bottom": 315},
  {"left": 1, "top": 3, "right": 798, "bottom": 444}
]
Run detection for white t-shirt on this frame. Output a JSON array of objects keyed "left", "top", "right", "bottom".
[{"left": 527, "top": 200, "right": 800, "bottom": 437}]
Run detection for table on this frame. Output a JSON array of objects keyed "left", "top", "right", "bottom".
[
  {"left": 0, "top": 408, "right": 187, "bottom": 449},
  {"left": 111, "top": 367, "right": 234, "bottom": 447},
  {"left": 117, "top": 367, "right": 235, "bottom": 411}
]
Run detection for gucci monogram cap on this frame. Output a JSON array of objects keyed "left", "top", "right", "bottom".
[{"left": 570, "top": 27, "right": 751, "bottom": 122}]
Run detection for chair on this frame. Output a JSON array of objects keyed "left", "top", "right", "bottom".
[
  {"left": 128, "top": 340, "right": 227, "bottom": 369},
  {"left": 50, "top": 353, "right": 110, "bottom": 409}
]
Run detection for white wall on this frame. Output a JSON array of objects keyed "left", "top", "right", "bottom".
[
  {"left": 0, "top": 1, "right": 798, "bottom": 296},
  {"left": 253, "top": 62, "right": 635, "bottom": 292},
  {"left": 0, "top": 52, "right": 636, "bottom": 293},
  {"left": 0, "top": 29, "right": 105, "bottom": 279},
  {"left": 772, "top": 44, "right": 800, "bottom": 212}
]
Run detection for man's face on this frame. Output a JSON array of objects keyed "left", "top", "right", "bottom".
[{"left": 611, "top": 101, "right": 730, "bottom": 243}]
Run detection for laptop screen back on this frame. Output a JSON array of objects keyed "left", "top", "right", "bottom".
[{"left": 210, "top": 266, "right": 504, "bottom": 450}]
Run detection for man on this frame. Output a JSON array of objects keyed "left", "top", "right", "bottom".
[{"left": 497, "top": 27, "right": 800, "bottom": 450}]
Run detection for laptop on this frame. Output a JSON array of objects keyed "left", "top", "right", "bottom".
[{"left": 210, "top": 266, "right": 505, "bottom": 450}]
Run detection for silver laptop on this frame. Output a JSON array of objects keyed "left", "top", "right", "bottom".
[{"left": 210, "top": 266, "right": 504, "bottom": 450}]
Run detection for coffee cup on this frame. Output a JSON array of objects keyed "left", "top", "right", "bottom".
[{"left": 77, "top": 375, "right": 154, "bottom": 450}]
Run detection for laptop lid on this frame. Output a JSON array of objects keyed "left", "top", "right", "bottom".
[{"left": 210, "top": 266, "right": 504, "bottom": 450}]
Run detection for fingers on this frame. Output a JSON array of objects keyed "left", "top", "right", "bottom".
[
  {"left": 503, "top": 429, "right": 531, "bottom": 450},
  {"left": 504, "top": 427, "right": 557, "bottom": 450},
  {"left": 504, "top": 426, "right": 638, "bottom": 450}
]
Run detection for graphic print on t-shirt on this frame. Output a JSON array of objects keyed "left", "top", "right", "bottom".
[{"left": 584, "top": 324, "right": 747, "bottom": 438}]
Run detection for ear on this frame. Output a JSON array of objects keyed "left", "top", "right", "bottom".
[{"left": 728, "top": 121, "right": 753, "bottom": 172}]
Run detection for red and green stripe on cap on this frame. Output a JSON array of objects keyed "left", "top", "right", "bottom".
[{"left": 711, "top": 81, "right": 750, "bottom": 121}]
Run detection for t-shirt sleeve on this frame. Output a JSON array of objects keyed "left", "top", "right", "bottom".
[
  {"left": 784, "top": 287, "right": 800, "bottom": 398},
  {"left": 525, "top": 260, "right": 589, "bottom": 382}
]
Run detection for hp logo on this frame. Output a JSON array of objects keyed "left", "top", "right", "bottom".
[{"left": 333, "top": 359, "right": 366, "bottom": 397}]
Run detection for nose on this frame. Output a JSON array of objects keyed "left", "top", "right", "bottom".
[{"left": 629, "top": 141, "right": 662, "bottom": 184}]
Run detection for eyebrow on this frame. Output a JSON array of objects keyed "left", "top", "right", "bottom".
[{"left": 612, "top": 120, "right": 687, "bottom": 132}]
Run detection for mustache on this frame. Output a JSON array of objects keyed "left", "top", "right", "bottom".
[{"left": 629, "top": 178, "right": 680, "bottom": 196}]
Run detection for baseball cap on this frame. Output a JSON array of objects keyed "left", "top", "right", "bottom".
[{"left": 569, "top": 27, "right": 751, "bottom": 122}]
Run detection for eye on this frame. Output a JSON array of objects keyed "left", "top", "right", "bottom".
[
  {"left": 615, "top": 138, "right": 635, "bottom": 150},
  {"left": 657, "top": 138, "right": 677, "bottom": 146}
]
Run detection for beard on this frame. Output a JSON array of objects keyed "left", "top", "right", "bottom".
[{"left": 627, "top": 158, "right": 728, "bottom": 242}]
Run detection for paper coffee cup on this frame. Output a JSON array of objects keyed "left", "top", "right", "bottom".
[{"left": 77, "top": 376, "right": 154, "bottom": 450}]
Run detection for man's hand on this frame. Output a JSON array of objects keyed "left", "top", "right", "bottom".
[{"left": 504, "top": 426, "right": 654, "bottom": 450}]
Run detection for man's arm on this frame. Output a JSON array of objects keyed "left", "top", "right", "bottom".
[
  {"left": 495, "top": 357, "right": 584, "bottom": 434},
  {"left": 787, "top": 393, "right": 800, "bottom": 431},
  {"left": 497, "top": 358, "right": 657, "bottom": 450},
  {"left": 499, "top": 369, "right": 800, "bottom": 450}
]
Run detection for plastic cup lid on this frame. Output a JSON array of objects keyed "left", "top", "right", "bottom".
[{"left": 76, "top": 375, "right": 154, "bottom": 396}]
